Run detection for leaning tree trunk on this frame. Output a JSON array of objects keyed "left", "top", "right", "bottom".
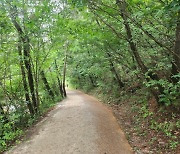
[
  {"left": 10, "top": 9, "right": 38, "bottom": 113},
  {"left": 116, "top": 0, "right": 164, "bottom": 102},
  {"left": 23, "top": 36, "right": 38, "bottom": 113},
  {"left": 18, "top": 38, "right": 34, "bottom": 115},
  {"left": 116, "top": 0, "right": 147, "bottom": 73},
  {"left": 106, "top": 51, "right": 125, "bottom": 88},
  {"left": 41, "top": 71, "right": 54, "bottom": 98}
]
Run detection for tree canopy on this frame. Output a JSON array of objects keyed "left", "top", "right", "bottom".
[{"left": 0, "top": 0, "right": 179, "bottom": 152}]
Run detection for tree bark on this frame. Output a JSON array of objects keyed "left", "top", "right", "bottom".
[
  {"left": 116, "top": 0, "right": 164, "bottom": 102},
  {"left": 116, "top": 0, "right": 147, "bottom": 73},
  {"left": 40, "top": 71, "right": 54, "bottom": 98},
  {"left": 10, "top": 9, "right": 38, "bottom": 113},
  {"left": 57, "top": 76, "right": 64, "bottom": 97},
  {"left": 55, "top": 60, "right": 64, "bottom": 98},
  {"left": 18, "top": 38, "right": 34, "bottom": 115},
  {"left": 23, "top": 36, "right": 38, "bottom": 112},
  {"left": 62, "top": 50, "right": 67, "bottom": 97}
]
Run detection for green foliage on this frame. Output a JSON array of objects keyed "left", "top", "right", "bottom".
[
  {"left": 169, "top": 140, "right": 179, "bottom": 149},
  {"left": 0, "top": 0, "right": 66, "bottom": 152},
  {"left": 139, "top": 104, "right": 153, "bottom": 118},
  {"left": 0, "top": 115, "right": 23, "bottom": 151},
  {"left": 145, "top": 74, "right": 180, "bottom": 106},
  {"left": 165, "top": 0, "right": 180, "bottom": 12},
  {"left": 150, "top": 120, "right": 174, "bottom": 137},
  {"left": 0, "top": 0, "right": 179, "bottom": 152}
]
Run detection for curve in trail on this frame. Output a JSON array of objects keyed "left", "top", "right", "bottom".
[{"left": 6, "top": 90, "right": 133, "bottom": 154}]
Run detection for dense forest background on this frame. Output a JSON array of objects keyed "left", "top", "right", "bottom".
[{"left": 0, "top": 0, "right": 179, "bottom": 153}]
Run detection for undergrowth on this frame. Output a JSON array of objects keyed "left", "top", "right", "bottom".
[
  {"left": 84, "top": 86, "right": 180, "bottom": 153},
  {"left": 0, "top": 95, "right": 62, "bottom": 153}
]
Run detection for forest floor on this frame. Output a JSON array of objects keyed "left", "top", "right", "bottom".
[
  {"left": 89, "top": 88, "right": 180, "bottom": 154},
  {"left": 111, "top": 102, "right": 180, "bottom": 154},
  {"left": 5, "top": 90, "right": 133, "bottom": 154}
]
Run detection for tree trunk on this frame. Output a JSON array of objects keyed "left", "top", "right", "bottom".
[
  {"left": 62, "top": 51, "right": 67, "bottom": 97},
  {"left": 106, "top": 52, "right": 124, "bottom": 88},
  {"left": 57, "top": 76, "right": 64, "bottom": 98},
  {"left": 18, "top": 38, "right": 34, "bottom": 115},
  {"left": 116, "top": 0, "right": 147, "bottom": 73},
  {"left": 116, "top": 0, "right": 164, "bottom": 102},
  {"left": 10, "top": 11, "right": 38, "bottom": 113},
  {"left": 41, "top": 71, "right": 54, "bottom": 98},
  {"left": 23, "top": 36, "right": 38, "bottom": 113},
  {"left": 54, "top": 60, "right": 64, "bottom": 97}
]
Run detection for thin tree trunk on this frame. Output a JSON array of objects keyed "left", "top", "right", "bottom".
[
  {"left": 116, "top": 0, "right": 147, "bottom": 73},
  {"left": 106, "top": 51, "right": 124, "bottom": 88},
  {"left": 55, "top": 60, "right": 64, "bottom": 97},
  {"left": 23, "top": 36, "right": 38, "bottom": 113},
  {"left": 10, "top": 10, "right": 38, "bottom": 113},
  {"left": 116, "top": 0, "right": 164, "bottom": 102},
  {"left": 41, "top": 71, "right": 54, "bottom": 98},
  {"left": 57, "top": 76, "right": 64, "bottom": 97},
  {"left": 18, "top": 38, "right": 34, "bottom": 115},
  {"left": 35, "top": 78, "right": 40, "bottom": 111},
  {"left": 62, "top": 51, "right": 67, "bottom": 97}
]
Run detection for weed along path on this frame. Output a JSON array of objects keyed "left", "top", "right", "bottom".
[{"left": 7, "top": 90, "right": 133, "bottom": 154}]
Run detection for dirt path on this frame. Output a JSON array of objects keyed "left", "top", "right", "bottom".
[{"left": 6, "top": 90, "right": 133, "bottom": 154}]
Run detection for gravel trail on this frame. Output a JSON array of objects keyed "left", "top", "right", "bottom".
[{"left": 6, "top": 90, "right": 133, "bottom": 154}]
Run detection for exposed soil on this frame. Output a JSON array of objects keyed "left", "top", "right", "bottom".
[
  {"left": 110, "top": 94, "right": 180, "bottom": 154},
  {"left": 5, "top": 90, "right": 133, "bottom": 154}
]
